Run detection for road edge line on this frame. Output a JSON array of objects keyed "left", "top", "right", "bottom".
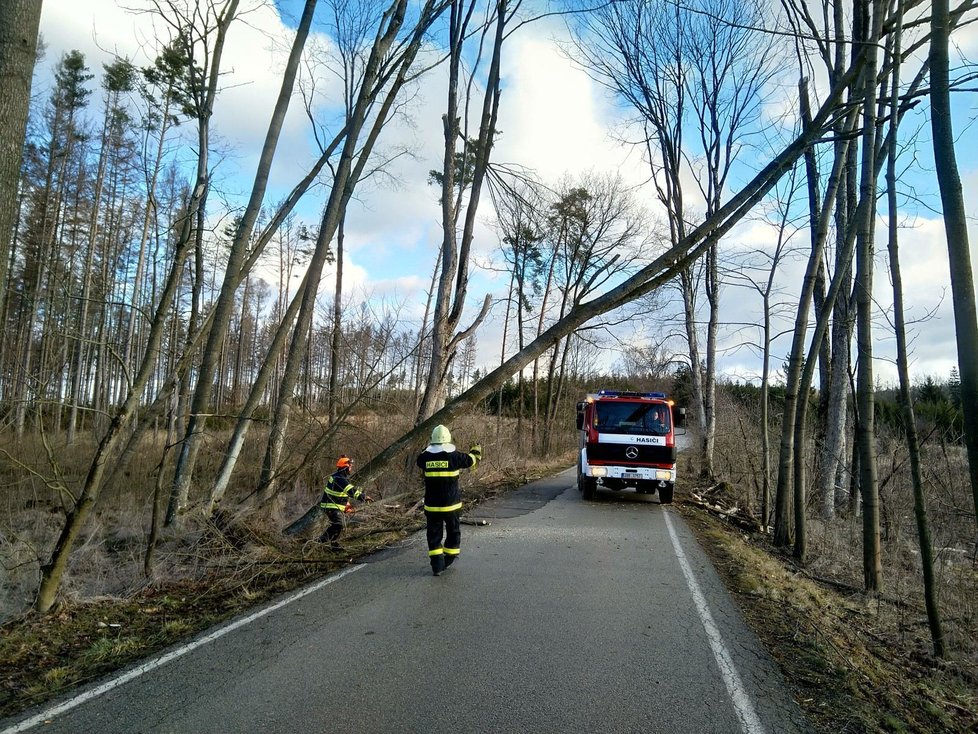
[
  {"left": 663, "top": 511, "right": 766, "bottom": 734},
  {"left": 1, "top": 564, "right": 366, "bottom": 734}
]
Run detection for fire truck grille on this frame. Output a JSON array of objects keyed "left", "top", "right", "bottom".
[{"left": 587, "top": 444, "right": 676, "bottom": 464}]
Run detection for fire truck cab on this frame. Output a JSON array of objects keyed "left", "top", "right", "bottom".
[{"left": 576, "top": 390, "right": 686, "bottom": 503}]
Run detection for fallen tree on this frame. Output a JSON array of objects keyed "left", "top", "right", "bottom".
[{"left": 284, "top": 59, "right": 865, "bottom": 536}]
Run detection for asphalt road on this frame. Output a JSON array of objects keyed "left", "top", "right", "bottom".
[{"left": 3, "top": 470, "right": 812, "bottom": 734}]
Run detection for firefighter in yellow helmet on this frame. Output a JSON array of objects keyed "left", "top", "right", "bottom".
[
  {"left": 317, "top": 455, "right": 371, "bottom": 549},
  {"left": 416, "top": 425, "right": 482, "bottom": 576}
]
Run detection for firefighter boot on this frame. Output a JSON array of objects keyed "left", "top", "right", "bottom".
[
  {"left": 443, "top": 554, "right": 456, "bottom": 569},
  {"left": 430, "top": 554, "right": 445, "bottom": 576}
]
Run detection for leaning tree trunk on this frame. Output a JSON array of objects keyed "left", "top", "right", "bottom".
[
  {"left": 257, "top": 0, "right": 442, "bottom": 500},
  {"left": 168, "top": 0, "right": 314, "bottom": 522},
  {"left": 35, "top": 179, "right": 205, "bottom": 612},
  {"left": 931, "top": 0, "right": 978, "bottom": 531},
  {"left": 284, "top": 64, "right": 863, "bottom": 534}
]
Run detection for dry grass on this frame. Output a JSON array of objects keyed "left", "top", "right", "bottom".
[
  {"left": 694, "top": 388, "right": 978, "bottom": 732},
  {"left": 7, "top": 388, "right": 975, "bottom": 730},
  {"left": 681, "top": 502, "right": 978, "bottom": 733}
]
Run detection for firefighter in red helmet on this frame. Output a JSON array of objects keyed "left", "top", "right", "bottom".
[{"left": 317, "top": 455, "right": 371, "bottom": 549}]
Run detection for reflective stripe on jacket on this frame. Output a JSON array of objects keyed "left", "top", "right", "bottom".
[
  {"left": 416, "top": 448, "right": 478, "bottom": 511},
  {"left": 319, "top": 470, "right": 360, "bottom": 511}
]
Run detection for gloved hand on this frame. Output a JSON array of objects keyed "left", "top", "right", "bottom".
[
  {"left": 470, "top": 444, "right": 483, "bottom": 459},
  {"left": 344, "top": 502, "right": 355, "bottom": 514},
  {"left": 363, "top": 494, "right": 375, "bottom": 503}
]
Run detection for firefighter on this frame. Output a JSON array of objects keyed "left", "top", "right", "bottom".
[
  {"left": 650, "top": 407, "right": 668, "bottom": 435},
  {"left": 317, "top": 455, "right": 371, "bottom": 549},
  {"left": 416, "top": 425, "right": 482, "bottom": 576}
]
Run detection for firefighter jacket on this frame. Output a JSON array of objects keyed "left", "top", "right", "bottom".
[
  {"left": 319, "top": 469, "right": 362, "bottom": 511},
  {"left": 416, "top": 446, "right": 479, "bottom": 512}
]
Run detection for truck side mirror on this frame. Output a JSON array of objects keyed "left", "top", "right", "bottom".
[
  {"left": 576, "top": 412, "right": 585, "bottom": 430},
  {"left": 675, "top": 407, "right": 686, "bottom": 429}
]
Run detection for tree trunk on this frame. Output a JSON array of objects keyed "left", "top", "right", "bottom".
[
  {"left": 0, "top": 0, "right": 42, "bottom": 335},
  {"left": 854, "top": 0, "right": 883, "bottom": 592},
  {"left": 207, "top": 271, "right": 306, "bottom": 511},
  {"left": 327, "top": 213, "right": 345, "bottom": 424},
  {"left": 931, "top": 0, "right": 978, "bottom": 530},
  {"left": 886, "top": 7, "right": 944, "bottom": 653}
]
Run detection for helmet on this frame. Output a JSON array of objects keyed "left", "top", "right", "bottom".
[
  {"left": 336, "top": 455, "right": 353, "bottom": 469},
  {"left": 430, "top": 425, "right": 452, "bottom": 445}
]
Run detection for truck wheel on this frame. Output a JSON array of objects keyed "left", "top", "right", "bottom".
[
  {"left": 577, "top": 472, "right": 584, "bottom": 493},
  {"left": 659, "top": 484, "right": 674, "bottom": 504},
  {"left": 582, "top": 478, "right": 597, "bottom": 500}
]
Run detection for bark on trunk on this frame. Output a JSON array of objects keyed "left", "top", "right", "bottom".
[
  {"left": 931, "top": 0, "right": 978, "bottom": 530},
  {"left": 0, "top": 0, "right": 42, "bottom": 329},
  {"left": 887, "top": 7, "right": 944, "bottom": 653},
  {"left": 854, "top": 0, "right": 883, "bottom": 593}
]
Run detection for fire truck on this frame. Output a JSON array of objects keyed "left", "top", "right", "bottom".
[{"left": 575, "top": 390, "right": 686, "bottom": 503}]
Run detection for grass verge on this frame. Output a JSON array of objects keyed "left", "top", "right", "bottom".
[{"left": 678, "top": 501, "right": 978, "bottom": 733}]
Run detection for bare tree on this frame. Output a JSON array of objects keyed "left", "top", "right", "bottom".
[
  {"left": 853, "top": 0, "right": 884, "bottom": 591},
  {"left": 568, "top": 0, "right": 774, "bottom": 479},
  {"left": 415, "top": 0, "right": 507, "bottom": 422},
  {"left": 167, "top": 0, "right": 315, "bottom": 523},
  {"left": 254, "top": 0, "right": 454, "bottom": 501},
  {"left": 886, "top": 2, "right": 944, "bottom": 656}
]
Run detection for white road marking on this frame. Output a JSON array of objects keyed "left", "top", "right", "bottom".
[
  {"left": 664, "top": 511, "right": 766, "bottom": 734},
  {"left": 2, "top": 564, "right": 366, "bottom": 734}
]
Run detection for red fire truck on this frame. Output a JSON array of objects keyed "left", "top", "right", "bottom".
[{"left": 575, "top": 390, "right": 686, "bottom": 503}]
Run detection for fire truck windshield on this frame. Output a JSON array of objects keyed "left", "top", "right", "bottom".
[{"left": 594, "top": 402, "right": 671, "bottom": 436}]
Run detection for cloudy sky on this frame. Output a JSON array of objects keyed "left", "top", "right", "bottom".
[{"left": 37, "top": 0, "right": 978, "bottom": 387}]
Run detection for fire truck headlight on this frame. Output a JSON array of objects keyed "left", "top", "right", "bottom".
[
  {"left": 590, "top": 467, "right": 607, "bottom": 477},
  {"left": 655, "top": 470, "right": 673, "bottom": 481}
]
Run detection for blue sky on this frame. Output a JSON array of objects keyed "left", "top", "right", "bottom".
[{"left": 39, "top": 0, "right": 978, "bottom": 386}]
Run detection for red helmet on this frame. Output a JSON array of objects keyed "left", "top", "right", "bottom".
[{"left": 336, "top": 455, "right": 353, "bottom": 469}]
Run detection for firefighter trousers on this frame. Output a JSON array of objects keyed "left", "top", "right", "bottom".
[
  {"left": 425, "top": 509, "right": 461, "bottom": 571},
  {"left": 318, "top": 509, "right": 344, "bottom": 546}
]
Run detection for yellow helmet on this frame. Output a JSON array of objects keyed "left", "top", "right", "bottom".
[{"left": 430, "top": 424, "right": 452, "bottom": 445}]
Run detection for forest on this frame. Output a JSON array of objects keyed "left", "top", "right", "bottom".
[{"left": 1, "top": 0, "right": 977, "bottom": 727}]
